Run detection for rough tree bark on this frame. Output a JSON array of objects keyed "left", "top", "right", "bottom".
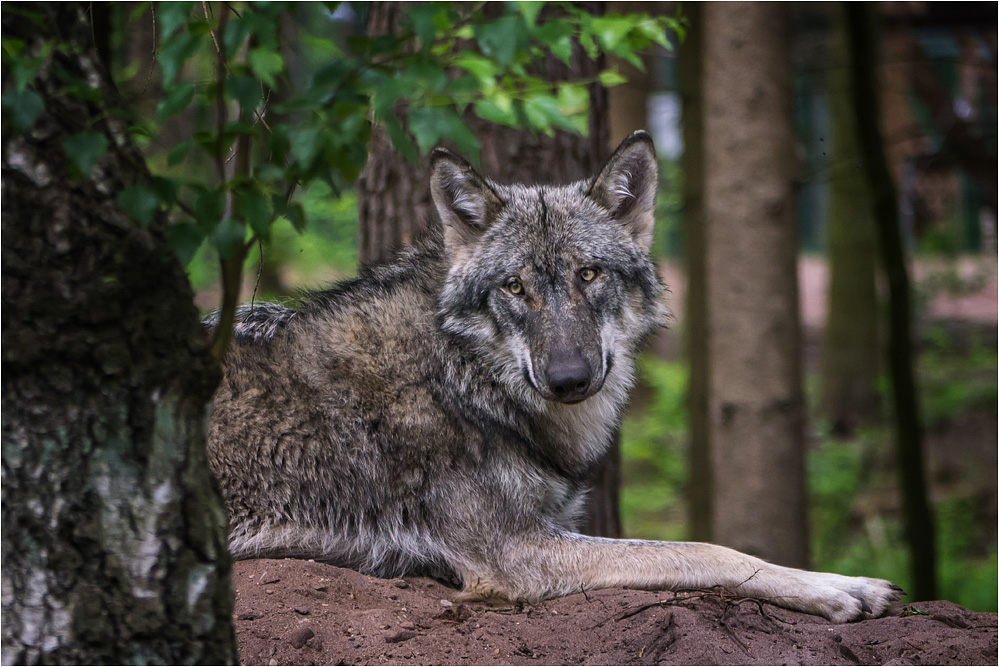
[
  {"left": 822, "top": 4, "right": 881, "bottom": 436},
  {"left": 678, "top": 2, "right": 712, "bottom": 543},
  {"left": 357, "top": 2, "right": 619, "bottom": 537},
  {"left": 843, "top": 2, "right": 937, "bottom": 601},
  {"left": 702, "top": 2, "right": 809, "bottom": 568},
  {"left": 1, "top": 4, "right": 236, "bottom": 664}
]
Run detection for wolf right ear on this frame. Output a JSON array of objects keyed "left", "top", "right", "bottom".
[
  {"left": 430, "top": 149, "right": 505, "bottom": 255},
  {"left": 587, "top": 131, "right": 658, "bottom": 250}
]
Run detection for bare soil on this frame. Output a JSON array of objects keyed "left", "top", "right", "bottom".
[{"left": 233, "top": 559, "right": 996, "bottom": 666}]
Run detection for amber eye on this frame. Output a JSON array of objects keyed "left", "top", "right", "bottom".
[
  {"left": 579, "top": 267, "right": 599, "bottom": 283},
  {"left": 505, "top": 277, "right": 524, "bottom": 295}
]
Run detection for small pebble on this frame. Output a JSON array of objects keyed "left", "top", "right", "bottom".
[
  {"left": 385, "top": 630, "right": 418, "bottom": 644},
  {"left": 440, "top": 599, "right": 453, "bottom": 607},
  {"left": 399, "top": 621, "right": 416, "bottom": 630},
  {"left": 393, "top": 580, "right": 410, "bottom": 589},
  {"left": 288, "top": 627, "right": 314, "bottom": 649},
  {"left": 294, "top": 607, "right": 309, "bottom": 615}
]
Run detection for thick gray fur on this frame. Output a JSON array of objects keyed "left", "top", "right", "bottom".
[{"left": 207, "top": 132, "right": 901, "bottom": 623}]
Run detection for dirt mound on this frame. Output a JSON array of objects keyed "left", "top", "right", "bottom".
[{"left": 233, "top": 559, "right": 996, "bottom": 665}]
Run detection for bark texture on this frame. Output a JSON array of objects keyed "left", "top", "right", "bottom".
[
  {"left": 1, "top": 4, "right": 236, "bottom": 664},
  {"left": 822, "top": 4, "right": 881, "bottom": 435},
  {"left": 843, "top": 2, "right": 937, "bottom": 601},
  {"left": 702, "top": 2, "right": 809, "bottom": 568},
  {"left": 357, "top": 2, "right": 619, "bottom": 537}
]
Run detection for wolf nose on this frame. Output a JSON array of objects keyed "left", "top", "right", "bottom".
[{"left": 546, "top": 354, "right": 592, "bottom": 403}]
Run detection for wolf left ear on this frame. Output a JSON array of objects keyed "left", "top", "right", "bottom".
[
  {"left": 587, "top": 131, "right": 658, "bottom": 250},
  {"left": 430, "top": 149, "right": 505, "bottom": 256}
]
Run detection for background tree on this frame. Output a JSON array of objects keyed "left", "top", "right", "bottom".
[
  {"left": 821, "top": 5, "right": 881, "bottom": 437},
  {"left": 1, "top": 4, "right": 236, "bottom": 663},
  {"left": 844, "top": 2, "right": 937, "bottom": 601},
  {"left": 702, "top": 2, "right": 809, "bottom": 567},
  {"left": 677, "top": 2, "right": 711, "bottom": 543}
]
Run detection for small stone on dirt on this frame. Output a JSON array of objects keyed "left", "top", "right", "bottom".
[
  {"left": 399, "top": 621, "right": 416, "bottom": 630},
  {"left": 385, "top": 630, "right": 418, "bottom": 644},
  {"left": 393, "top": 580, "right": 410, "bottom": 589},
  {"left": 288, "top": 627, "right": 315, "bottom": 648},
  {"left": 294, "top": 607, "right": 309, "bottom": 615}
]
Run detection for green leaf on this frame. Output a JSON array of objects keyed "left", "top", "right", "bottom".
[
  {"left": 2, "top": 89, "right": 44, "bottom": 131},
  {"left": 211, "top": 218, "right": 246, "bottom": 259},
  {"left": 523, "top": 94, "right": 562, "bottom": 133},
  {"left": 255, "top": 163, "right": 284, "bottom": 182},
  {"left": 167, "top": 139, "right": 194, "bottom": 166},
  {"left": 404, "top": 4, "right": 439, "bottom": 48},
  {"left": 166, "top": 221, "right": 205, "bottom": 267},
  {"left": 474, "top": 16, "right": 525, "bottom": 67},
  {"left": 227, "top": 75, "right": 261, "bottom": 111},
  {"left": 156, "top": 81, "right": 194, "bottom": 120},
  {"left": 62, "top": 131, "right": 108, "bottom": 175},
  {"left": 550, "top": 35, "right": 573, "bottom": 66},
  {"left": 473, "top": 97, "right": 517, "bottom": 127},
  {"left": 158, "top": 2, "right": 193, "bottom": 39},
  {"left": 222, "top": 14, "right": 249, "bottom": 55},
  {"left": 248, "top": 48, "right": 284, "bottom": 88},
  {"left": 274, "top": 198, "right": 306, "bottom": 232},
  {"left": 591, "top": 15, "right": 635, "bottom": 51},
  {"left": 288, "top": 127, "right": 321, "bottom": 170},
  {"left": 511, "top": 1, "right": 543, "bottom": 27},
  {"left": 194, "top": 189, "right": 225, "bottom": 230},
  {"left": 598, "top": 69, "right": 628, "bottom": 87},
  {"left": 150, "top": 176, "right": 180, "bottom": 207},
  {"left": 237, "top": 189, "right": 271, "bottom": 242},
  {"left": 453, "top": 51, "right": 499, "bottom": 86},
  {"left": 117, "top": 185, "right": 159, "bottom": 226},
  {"left": 383, "top": 115, "right": 417, "bottom": 163},
  {"left": 408, "top": 107, "right": 480, "bottom": 161},
  {"left": 158, "top": 32, "right": 200, "bottom": 86}
]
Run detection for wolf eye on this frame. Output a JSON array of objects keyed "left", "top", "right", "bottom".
[
  {"left": 579, "top": 267, "right": 600, "bottom": 282},
  {"left": 504, "top": 277, "right": 524, "bottom": 295}
]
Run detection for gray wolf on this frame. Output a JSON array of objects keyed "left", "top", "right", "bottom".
[{"left": 206, "top": 131, "right": 901, "bottom": 623}]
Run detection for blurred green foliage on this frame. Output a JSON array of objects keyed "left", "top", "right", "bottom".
[{"left": 620, "top": 357, "right": 688, "bottom": 539}]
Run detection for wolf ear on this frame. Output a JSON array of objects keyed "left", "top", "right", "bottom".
[
  {"left": 430, "top": 148, "right": 505, "bottom": 255},
  {"left": 587, "top": 131, "right": 658, "bottom": 250}
]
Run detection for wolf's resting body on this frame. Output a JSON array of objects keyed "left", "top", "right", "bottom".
[{"left": 207, "top": 132, "right": 901, "bottom": 623}]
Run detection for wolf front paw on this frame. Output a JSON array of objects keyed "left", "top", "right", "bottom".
[{"left": 813, "top": 575, "right": 905, "bottom": 623}]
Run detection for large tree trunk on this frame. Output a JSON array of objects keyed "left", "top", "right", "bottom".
[
  {"left": 702, "top": 2, "right": 809, "bottom": 568},
  {"left": 678, "top": 2, "right": 712, "bottom": 543},
  {"left": 843, "top": 2, "right": 937, "bottom": 601},
  {"left": 357, "top": 2, "right": 619, "bottom": 537},
  {"left": 1, "top": 5, "right": 236, "bottom": 664},
  {"left": 821, "top": 4, "right": 881, "bottom": 436}
]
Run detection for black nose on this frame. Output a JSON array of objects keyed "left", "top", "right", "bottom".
[{"left": 545, "top": 352, "right": 592, "bottom": 403}]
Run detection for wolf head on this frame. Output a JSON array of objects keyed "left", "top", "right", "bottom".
[{"left": 432, "top": 131, "right": 667, "bottom": 406}]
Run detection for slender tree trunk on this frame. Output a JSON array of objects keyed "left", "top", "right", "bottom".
[
  {"left": 357, "top": 2, "right": 618, "bottom": 537},
  {"left": 1, "top": 5, "right": 236, "bottom": 663},
  {"left": 843, "top": 2, "right": 937, "bottom": 601},
  {"left": 822, "top": 4, "right": 881, "bottom": 436},
  {"left": 678, "top": 2, "right": 711, "bottom": 542},
  {"left": 702, "top": 2, "right": 809, "bottom": 568}
]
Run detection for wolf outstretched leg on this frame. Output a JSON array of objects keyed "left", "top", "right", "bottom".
[{"left": 457, "top": 533, "right": 903, "bottom": 624}]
